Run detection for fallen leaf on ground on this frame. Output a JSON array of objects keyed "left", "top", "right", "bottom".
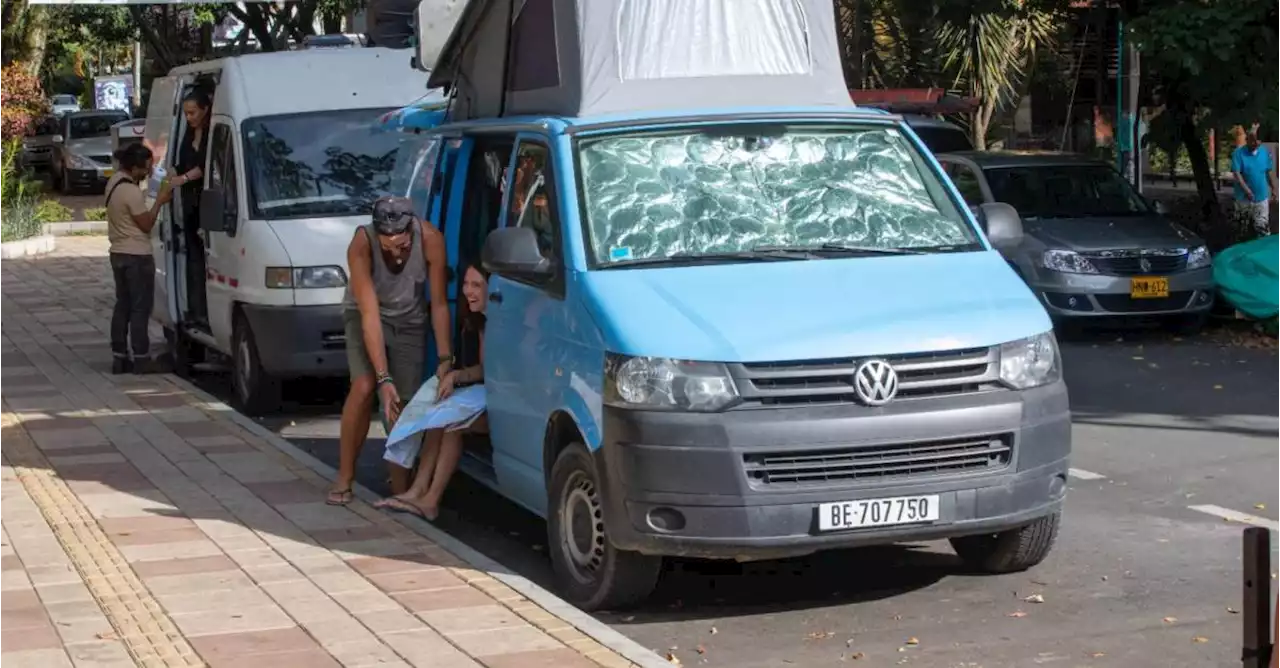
[
  {"left": 621, "top": 616, "right": 635, "bottom": 622},
  {"left": 696, "top": 645, "right": 706, "bottom": 655},
  {"left": 1163, "top": 616, "right": 1177, "bottom": 623},
  {"left": 1090, "top": 652, "right": 1106, "bottom": 658},
  {"left": 905, "top": 637, "right": 920, "bottom": 646},
  {"left": 1213, "top": 384, "right": 1224, "bottom": 390},
  {"left": 1192, "top": 636, "right": 1209, "bottom": 644},
  {"left": 1255, "top": 503, "right": 1267, "bottom": 510},
  {"left": 709, "top": 627, "right": 718, "bottom": 635},
  {"left": 891, "top": 614, "right": 903, "bottom": 621},
  {"left": 666, "top": 652, "right": 682, "bottom": 664},
  {"left": 1024, "top": 593, "right": 1045, "bottom": 603},
  {"left": 95, "top": 631, "right": 118, "bottom": 640},
  {"left": 1007, "top": 610, "right": 1028, "bottom": 618},
  {"left": 850, "top": 652, "right": 866, "bottom": 660},
  {"left": 1227, "top": 607, "right": 1239, "bottom": 614},
  {"left": 806, "top": 631, "right": 835, "bottom": 640}
]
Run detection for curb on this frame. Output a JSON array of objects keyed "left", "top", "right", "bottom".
[
  {"left": 165, "top": 374, "right": 670, "bottom": 668},
  {"left": 43, "top": 221, "right": 107, "bottom": 236},
  {"left": 1, "top": 234, "right": 56, "bottom": 259}
]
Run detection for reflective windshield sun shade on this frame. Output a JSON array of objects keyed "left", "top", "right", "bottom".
[
  {"left": 243, "top": 108, "right": 402, "bottom": 220},
  {"left": 577, "top": 125, "right": 975, "bottom": 265}
]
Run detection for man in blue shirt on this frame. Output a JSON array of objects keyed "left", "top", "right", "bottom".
[{"left": 1230, "top": 131, "right": 1277, "bottom": 237}]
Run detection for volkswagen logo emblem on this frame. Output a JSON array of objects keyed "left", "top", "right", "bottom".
[
  {"left": 1139, "top": 257, "right": 1152, "bottom": 273},
  {"left": 853, "top": 360, "right": 899, "bottom": 406}
]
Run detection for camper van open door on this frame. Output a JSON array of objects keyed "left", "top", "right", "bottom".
[{"left": 413, "top": 0, "right": 466, "bottom": 71}]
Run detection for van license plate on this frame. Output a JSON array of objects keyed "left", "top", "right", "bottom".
[
  {"left": 817, "top": 495, "right": 940, "bottom": 531},
  {"left": 1130, "top": 277, "right": 1169, "bottom": 298}
]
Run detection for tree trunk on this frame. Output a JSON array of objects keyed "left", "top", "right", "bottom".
[
  {"left": 1180, "top": 115, "right": 1229, "bottom": 249},
  {"left": 322, "top": 10, "right": 342, "bottom": 35},
  {"left": 19, "top": 5, "right": 48, "bottom": 77}
]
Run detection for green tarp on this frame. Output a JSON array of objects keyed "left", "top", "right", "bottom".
[{"left": 1213, "top": 235, "right": 1279, "bottom": 320}]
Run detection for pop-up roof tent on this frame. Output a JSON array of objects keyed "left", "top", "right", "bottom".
[{"left": 425, "top": 0, "right": 855, "bottom": 121}]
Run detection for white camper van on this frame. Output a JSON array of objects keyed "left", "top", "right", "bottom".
[{"left": 144, "top": 48, "right": 429, "bottom": 414}]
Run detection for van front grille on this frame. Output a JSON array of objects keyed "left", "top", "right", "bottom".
[
  {"left": 730, "top": 347, "right": 999, "bottom": 407},
  {"left": 743, "top": 434, "right": 1013, "bottom": 487}
]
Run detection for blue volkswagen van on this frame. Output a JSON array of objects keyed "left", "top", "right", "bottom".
[{"left": 401, "top": 0, "right": 1072, "bottom": 610}]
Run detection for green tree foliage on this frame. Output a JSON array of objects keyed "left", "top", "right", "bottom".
[{"left": 1130, "top": 0, "right": 1279, "bottom": 246}]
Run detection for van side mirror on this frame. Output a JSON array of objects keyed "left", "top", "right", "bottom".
[
  {"left": 1151, "top": 198, "right": 1168, "bottom": 215},
  {"left": 199, "top": 188, "right": 236, "bottom": 236},
  {"left": 482, "top": 227, "right": 553, "bottom": 282},
  {"left": 978, "top": 202, "right": 1024, "bottom": 253}
]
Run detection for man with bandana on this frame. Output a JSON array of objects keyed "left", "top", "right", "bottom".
[{"left": 328, "top": 197, "right": 454, "bottom": 505}]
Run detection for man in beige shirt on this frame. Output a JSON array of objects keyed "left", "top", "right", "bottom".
[{"left": 106, "top": 143, "right": 171, "bottom": 374}]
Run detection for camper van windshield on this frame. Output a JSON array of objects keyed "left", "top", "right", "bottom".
[
  {"left": 243, "top": 108, "right": 401, "bottom": 219},
  {"left": 577, "top": 124, "right": 979, "bottom": 266}
]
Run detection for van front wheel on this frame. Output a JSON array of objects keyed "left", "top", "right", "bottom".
[
  {"left": 231, "top": 316, "right": 280, "bottom": 416},
  {"left": 547, "top": 443, "right": 661, "bottom": 611},
  {"left": 950, "top": 512, "right": 1060, "bottom": 574}
]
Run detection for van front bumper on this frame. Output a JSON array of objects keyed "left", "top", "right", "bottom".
[
  {"left": 596, "top": 381, "right": 1071, "bottom": 561},
  {"left": 239, "top": 304, "right": 348, "bottom": 378}
]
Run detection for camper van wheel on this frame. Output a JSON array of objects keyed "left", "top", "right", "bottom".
[
  {"left": 231, "top": 317, "right": 280, "bottom": 416},
  {"left": 547, "top": 443, "right": 661, "bottom": 611},
  {"left": 949, "top": 512, "right": 1060, "bottom": 574}
]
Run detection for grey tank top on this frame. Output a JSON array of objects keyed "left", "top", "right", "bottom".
[{"left": 342, "top": 223, "right": 428, "bottom": 327}]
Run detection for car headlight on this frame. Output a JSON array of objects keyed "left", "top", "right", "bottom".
[
  {"left": 1041, "top": 249, "right": 1098, "bottom": 274},
  {"left": 998, "top": 332, "right": 1061, "bottom": 390},
  {"left": 265, "top": 266, "right": 348, "bottom": 289},
  {"left": 65, "top": 153, "right": 99, "bottom": 170},
  {"left": 605, "top": 353, "right": 739, "bottom": 412},
  {"left": 1186, "top": 245, "right": 1211, "bottom": 269}
]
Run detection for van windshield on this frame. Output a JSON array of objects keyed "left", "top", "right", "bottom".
[
  {"left": 243, "top": 108, "right": 400, "bottom": 219},
  {"left": 576, "top": 124, "right": 979, "bottom": 267}
]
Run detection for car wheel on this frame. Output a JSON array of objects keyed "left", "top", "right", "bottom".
[
  {"left": 950, "top": 512, "right": 1060, "bottom": 574},
  {"left": 547, "top": 442, "right": 661, "bottom": 611},
  {"left": 231, "top": 315, "right": 280, "bottom": 416}
]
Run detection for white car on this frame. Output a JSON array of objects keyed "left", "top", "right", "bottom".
[{"left": 50, "top": 94, "right": 81, "bottom": 117}]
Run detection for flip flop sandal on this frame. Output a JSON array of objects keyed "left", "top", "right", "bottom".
[
  {"left": 326, "top": 488, "right": 354, "bottom": 506},
  {"left": 381, "top": 497, "right": 437, "bottom": 521}
]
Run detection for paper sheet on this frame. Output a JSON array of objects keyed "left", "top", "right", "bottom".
[{"left": 383, "top": 378, "right": 486, "bottom": 469}]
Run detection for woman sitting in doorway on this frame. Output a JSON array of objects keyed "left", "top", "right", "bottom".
[{"left": 375, "top": 261, "right": 489, "bottom": 521}]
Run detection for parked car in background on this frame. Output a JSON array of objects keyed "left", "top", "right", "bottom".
[
  {"left": 51, "top": 109, "right": 129, "bottom": 194},
  {"left": 904, "top": 115, "right": 974, "bottom": 154},
  {"left": 21, "top": 116, "right": 61, "bottom": 171},
  {"left": 50, "top": 94, "right": 81, "bottom": 117},
  {"left": 938, "top": 151, "right": 1214, "bottom": 332}
]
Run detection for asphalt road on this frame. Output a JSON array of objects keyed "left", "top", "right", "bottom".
[{"left": 192, "top": 324, "right": 1279, "bottom": 668}]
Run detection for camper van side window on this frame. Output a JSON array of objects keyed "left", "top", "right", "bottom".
[{"left": 508, "top": 142, "right": 559, "bottom": 263}]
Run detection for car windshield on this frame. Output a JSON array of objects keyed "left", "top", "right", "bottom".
[
  {"left": 911, "top": 125, "right": 973, "bottom": 153},
  {"left": 577, "top": 123, "right": 979, "bottom": 266},
  {"left": 52, "top": 95, "right": 77, "bottom": 105},
  {"left": 983, "top": 164, "right": 1151, "bottom": 219},
  {"left": 243, "top": 108, "right": 401, "bottom": 219},
  {"left": 69, "top": 114, "right": 126, "bottom": 139}
]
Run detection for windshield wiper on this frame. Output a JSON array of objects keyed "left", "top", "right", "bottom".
[
  {"left": 755, "top": 243, "right": 926, "bottom": 256},
  {"left": 604, "top": 248, "right": 812, "bottom": 268}
]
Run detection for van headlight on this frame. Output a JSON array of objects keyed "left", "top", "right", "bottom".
[
  {"left": 265, "top": 266, "right": 348, "bottom": 289},
  {"left": 998, "top": 332, "right": 1061, "bottom": 389},
  {"left": 1186, "top": 245, "right": 1211, "bottom": 269},
  {"left": 605, "top": 354, "right": 739, "bottom": 412}
]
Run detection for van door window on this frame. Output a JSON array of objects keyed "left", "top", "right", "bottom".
[
  {"left": 507, "top": 141, "right": 560, "bottom": 266},
  {"left": 208, "top": 124, "right": 239, "bottom": 229},
  {"left": 458, "top": 137, "right": 515, "bottom": 264},
  {"left": 407, "top": 137, "right": 442, "bottom": 223}
]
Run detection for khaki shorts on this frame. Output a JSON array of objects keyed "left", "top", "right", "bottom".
[{"left": 343, "top": 310, "right": 425, "bottom": 401}]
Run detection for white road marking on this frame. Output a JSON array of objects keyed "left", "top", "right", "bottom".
[
  {"left": 1188, "top": 504, "right": 1279, "bottom": 531},
  {"left": 1068, "top": 468, "right": 1107, "bottom": 480}
]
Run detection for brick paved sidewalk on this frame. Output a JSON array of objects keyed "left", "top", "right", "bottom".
[{"left": 1, "top": 239, "right": 647, "bottom": 668}]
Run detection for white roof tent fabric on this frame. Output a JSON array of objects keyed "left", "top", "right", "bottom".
[{"left": 425, "top": 0, "right": 855, "bottom": 121}]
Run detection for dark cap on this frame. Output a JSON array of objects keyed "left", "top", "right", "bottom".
[{"left": 371, "top": 196, "right": 416, "bottom": 235}]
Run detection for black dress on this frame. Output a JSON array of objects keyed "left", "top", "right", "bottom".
[{"left": 176, "top": 125, "right": 210, "bottom": 322}]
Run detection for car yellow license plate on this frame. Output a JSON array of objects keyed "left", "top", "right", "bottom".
[
  {"left": 103, "top": 169, "right": 114, "bottom": 177},
  {"left": 1130, "top": 276, "right": 1169, "bottom": 298}
]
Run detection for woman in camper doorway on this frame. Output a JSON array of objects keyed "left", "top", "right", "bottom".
[
  {"left": 170, "top": 89, "right": 211, "bottom": 327},
  {"left": 375, "top": 261, "right": 489, "bottom": 521}
]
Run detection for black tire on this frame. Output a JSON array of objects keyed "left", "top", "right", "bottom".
[
  {"left": 54, "top": 167, "right": 69, "bottom": 194},
  {"left": 950, "top": 512, "right": 1060, "bottom": 574},
  {"left": 163, "top": 327, "right": 193, "bottom": 378},
  {"left": 547, "top": 442, "right": 661, "bottom": 611},
  {"left": 231, "top": 316, "right": 280, "bottom": 416}
]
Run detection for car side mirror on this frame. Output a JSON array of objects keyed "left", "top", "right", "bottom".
[
  {"left": 199, "top": 188, "right": 236, "bottom": 235},
  {"left": 482, "top": 227, "right": 553, "bottom": 282},
  {"left": 978, "top": 202, "right": 1024, "bottom": 253},
  {"left": 51, "top": 134, "right": 63, "bottom": 144}
]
